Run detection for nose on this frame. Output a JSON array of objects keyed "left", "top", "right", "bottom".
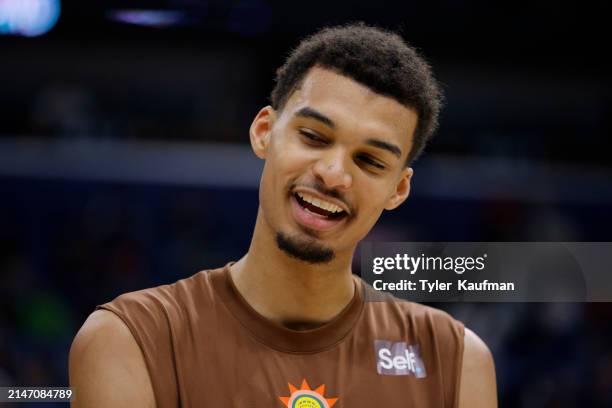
[{"left": 312, "top": 151, "right": 353, "bottom": 190}]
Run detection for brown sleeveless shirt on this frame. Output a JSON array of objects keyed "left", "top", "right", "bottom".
[{"left": 97, "top": 265, "right": 464, "bottom": 408}]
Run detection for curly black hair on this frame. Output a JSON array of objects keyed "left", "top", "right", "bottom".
[{"left": 270, "top": 23, "right": 443, "bottom": 165}]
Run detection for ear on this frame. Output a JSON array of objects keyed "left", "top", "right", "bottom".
[
  {"left": 385, "top": 167, "right": 413, "bottom": 210},
  {"left": 249, "top": 106, "right": 276, "bottom": 159}
]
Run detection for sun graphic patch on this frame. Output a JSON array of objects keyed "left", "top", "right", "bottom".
[{"left": 279, "top": 379, "right": 338, "bottom": 408}]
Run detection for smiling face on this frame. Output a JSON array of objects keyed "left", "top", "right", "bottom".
[{"left": 250, "top": 67, "right": 418, "bottom": 263}]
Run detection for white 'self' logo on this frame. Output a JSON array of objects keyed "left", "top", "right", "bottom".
[{"left": 374, "top": 340, "right": 427, "bottom": 378}]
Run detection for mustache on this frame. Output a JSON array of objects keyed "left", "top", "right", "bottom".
[{"left": 291, "top": 181, "right": 354, "bottom": 215}]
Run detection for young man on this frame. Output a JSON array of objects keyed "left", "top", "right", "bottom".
[{"left": 70, "top": 24, "right": 496, "bottom": 407}]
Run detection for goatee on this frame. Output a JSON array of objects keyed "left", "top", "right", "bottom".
[{"left": 276, "top": 232, "right": 335, "bottom": 264}]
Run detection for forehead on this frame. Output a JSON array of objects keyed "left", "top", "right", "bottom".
[{"left": 281, "top": 66, "right": 418, "bottom": 151}]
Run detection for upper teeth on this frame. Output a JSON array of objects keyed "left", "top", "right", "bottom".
[{"left": 297, "top": 192, "right": 344, "bottom": 213}]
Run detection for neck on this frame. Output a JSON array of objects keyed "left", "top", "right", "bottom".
[{"left": 230, "top": 208, "right": 356, "bottom": 328}]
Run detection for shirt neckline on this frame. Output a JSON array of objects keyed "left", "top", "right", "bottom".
[{"left": 209, "top": 263, "right": 364, "bottom": 353}]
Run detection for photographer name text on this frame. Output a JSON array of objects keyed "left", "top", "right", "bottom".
[{"left": 373, "top": 279, "right": 515, "bottom": 292}]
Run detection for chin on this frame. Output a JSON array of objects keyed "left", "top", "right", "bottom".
[{"left": 276, "top": 231, "right": 335, "bottom": 264}]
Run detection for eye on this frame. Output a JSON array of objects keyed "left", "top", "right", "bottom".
[
  {"left": 299, "top": 129, "right": 328, "bottom": 146},
  {"left": 356, "top": 153, "right": 386, "bottom": 171}
]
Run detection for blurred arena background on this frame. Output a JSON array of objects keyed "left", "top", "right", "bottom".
[{"left": 1, "top": 0, "right": 611, "bottom": 406}]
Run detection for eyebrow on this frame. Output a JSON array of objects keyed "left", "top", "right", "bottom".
[
  {"left": 366, "top": 138, "right": 402, "bottom": 159},
  {"left": 295, "top": 107, "right": 336, "bottom": 129},
  {"left": 295, "top": 106, "right": 402, "bottom": 159}
]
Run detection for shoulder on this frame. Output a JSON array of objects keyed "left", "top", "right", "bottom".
[
  {"left": 360, "top": 282, "right": 495, "bottom": 406},
  {"left": 69, "top": 268, "right": 221, "bottom": 407},
  {"left": 392, "top": 301, "right": 496, "bottom": 407},
  {"left": 458, "top": 328, "right": 497, "bottom": 407},
  {"left": 69, "top": 310, "right": 155, "bottom": 407},
  {"left": 100, "top": 269, "right": 215, "bottom": 327},
  {"left": 462, "top": 328, "right": 494, "bottom": 367},
  {"left": 92, "top": 269, "right": 222, "bottom": 356},
  {"left": 394, "top": 301, "right": 466, "bottom": 368}
]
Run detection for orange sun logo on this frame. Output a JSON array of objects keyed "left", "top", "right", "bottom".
[{"left": 279, "top": 379, "right": 338, "bottom": 408}]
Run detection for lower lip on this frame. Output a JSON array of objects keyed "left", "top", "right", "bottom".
[{"left": 290, "top": 194, "right": 346, "bottom": 232}]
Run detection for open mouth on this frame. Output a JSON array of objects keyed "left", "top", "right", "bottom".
[{"left": 293, "top": 191, "right": 347, "bottom": 220}]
